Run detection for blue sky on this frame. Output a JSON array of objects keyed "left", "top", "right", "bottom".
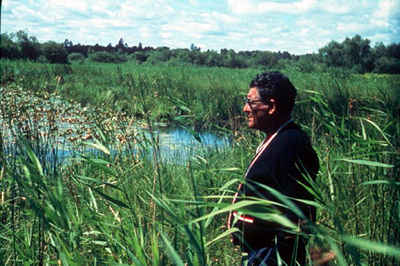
[{"left": 2, "top": 0, "right": 399, "bottom": 54}]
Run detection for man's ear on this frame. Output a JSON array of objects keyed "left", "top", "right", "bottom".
[{"left": 268, "top": 98, "right": 276, "bottom": 115}]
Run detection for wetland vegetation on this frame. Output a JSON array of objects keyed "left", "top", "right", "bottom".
[{"left": 1, "top": 54, "right": 400, "bottom": 265}]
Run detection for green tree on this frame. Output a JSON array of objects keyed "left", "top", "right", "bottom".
[
  {"left": 319, "top": 40, "right": 346, "bottom": 67},
  {"left": 387, "top": 43, "right": 400, "bottom": 59},
  {"left": 64, "top": 39, "right": 73, "bottom": 48},
  {"left": 252, "top": 51, "right": 278, "bottom": 68},
  {"left": 190, "top": 43, "right": 201, "bottom": 52},
  {"left": 67, "top": 52, "right": 85, "bottom": 64},
  {"left": 0, "top": 33, "right": 20, "bottom": 59},
  {"left": 222, "top": 49, "right": 247, "bottom": 68},
  {"left": 42, "top": 41, "right": 68, "bottom": 64},
  {"left": 373, "top": 42, "right": 387, "bottom": 58},
  {"left": 89, "top": 51, "right": 127, "bottom": 63},
  {"left": 146, "top": 47, "right": 171, "bottom": 64},
  {"left": 319, "top": 35, "right": 374, "bottom": 73},
  {"left": 342, "top": 35, "right": 373, "bottom": 72},
  {"left": 133, "top": 51, "right": 148, "bottom": 63},
  {"left": 16, "top": 30, "right": 41, "bottom": 60},
  {"left": 204, "top": 50, "right": 223, "bottom": 67},
  {"left": 374, "top": 56, "right": 400, "bottom": 74}
]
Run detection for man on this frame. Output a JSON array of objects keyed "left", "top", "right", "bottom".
[{"left": 228, "top": 71, "right": 319, "bottom": 265}]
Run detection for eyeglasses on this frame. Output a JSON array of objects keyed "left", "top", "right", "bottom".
[{"left": 244, "top": 97, "right": 265, "bottom": 108}]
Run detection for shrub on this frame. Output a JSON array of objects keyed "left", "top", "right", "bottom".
[
  {"left": 41, "top": 41, "right": 68, "bottom": 64},
  {"left": 374, "top": 56, "right": 400, "bottom": 74},
  {"left": 89, "top": 51, "right": 128, "bottom": 63},
  {"left": 37, "top": 55, "right": 49, "bottom": 63},
  {"left": 68, "top": 52, "right": 85, "bottom": 64}
]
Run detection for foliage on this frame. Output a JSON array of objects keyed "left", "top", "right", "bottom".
[
  {"left": 41, "top": 41, "right": 68, "bottom": 64},
  {"left": 15, "top": 30, "right": 41, "bottom": 61},
  {"left": 3, "top": 30, "right": 400, "bottom": 74},
  {"left": 1, "top": 45, "right": 400, "bottom": 265},
  {"left": 373, "top": 56, "right": 400, "bottom": 74},
  {"left": 318, "top": 35, "right": 400, "bottom": 74},
  {"left": 89, "top": 51, "right": 128, "bottom": 63},
  {"left": 0, "top": 33, "right": 20, "bottom": 59},
  {"left": 67, "top": 52, "right": 85, "bottom": 64}
]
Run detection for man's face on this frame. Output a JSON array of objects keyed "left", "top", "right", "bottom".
[{"left": 243, "top": 87, "right": 272, "bottom": 130}]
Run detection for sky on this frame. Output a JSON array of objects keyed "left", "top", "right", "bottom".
[{"left": 2, "top": 0, "right": 400, "bottom": 55}]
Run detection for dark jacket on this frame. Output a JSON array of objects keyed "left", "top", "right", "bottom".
[{"left": 230, "top": 122, "right": 319, "bottom": 251}]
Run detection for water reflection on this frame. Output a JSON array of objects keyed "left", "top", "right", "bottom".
[
  {"left": 151, "top": 127, "right": 230, "bottom": 162},
  {"left": 52, "top": 127, "right": 230, "bottom": 164},
  {"left": 0, "top": 86, "right": 231, "bottom": 166}
]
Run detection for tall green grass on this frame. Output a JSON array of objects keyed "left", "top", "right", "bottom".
[{"left": 1, "top": 59, "right": 399, "bottom": 265}]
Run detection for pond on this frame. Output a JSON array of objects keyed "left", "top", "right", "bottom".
[
  {"left": 52, "top": 126, "right": 231, "bottom": 164},
  {"left": 0, "top": 86, "right": 231, "bottom": 165},
  {"left": 142, "top": 126, "right": 230, "bottom": 162}
]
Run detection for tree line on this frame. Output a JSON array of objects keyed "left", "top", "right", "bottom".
[{"left": 1, "top": 30, "right": 399, "bottom": 73}]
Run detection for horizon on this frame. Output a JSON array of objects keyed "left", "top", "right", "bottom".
[{"left": 2, "top": 0, "right": 400, "bottom": 55}]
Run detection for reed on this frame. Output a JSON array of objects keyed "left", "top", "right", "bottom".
[{"left": 0, "top": 59, "right": 399, "bottom": 265}]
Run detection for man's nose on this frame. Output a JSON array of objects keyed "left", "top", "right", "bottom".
[{"left": 243, "top": 103, "right": 251, "bottom": 113}]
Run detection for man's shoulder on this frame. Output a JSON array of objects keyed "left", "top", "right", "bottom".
[{"left": 276, "top": 124, "right": 310, "bottom": 145}]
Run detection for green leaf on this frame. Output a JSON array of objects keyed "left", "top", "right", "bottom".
[
  {"left": 218, "top": 178, "right": 241, "bottom": 192},
  {"left": 148, "top": 192, "right": 181, "bottom": 222},
  {"left": 183, "top": 224, "right": 205, "bottom": 264},
  {"left": 215, "top": 167, "right": 241, "bottom": 172},
  {"left": 206, "top": 227, "right": 239, "bottom": 247},
  {"left": 93, "top": 240, "right": 107, "bottom": 246},
  {"left": 250, "top": 181, "right": 306, "bottom": 220},
  {"left": 93, "top": 188, "right": 129, "bottom": 209},
  {"left": 76, "top": 175, "right": 122, "bottom": 191},
  {"left": 244, "top": 211, "right": 298, "bottom": 230},
  {"left": 161, "top": 232, "right": 185, "bottom": 266},
  {"left": 342, "top": 236, "right": 400, "bottom": 258},
  {"left": 362, "top": 180, "right": 400, "bottom": 186},
  {"left": 191, "top": 198, "right": 283, "bottom": 224},
  {"left": 339, "top": 159, "right": 394, "bottom": 168},
  {"left": 88, "top": 158, "right": 112, "bottom": 165},
  {"left": 361, "top": 118, "right": 391, "bottom": 145},
  {"left": 122, "top": 228, "right": 147, "bottom": 265},
  {"left": 151, "top": 231, "right": 160, "bottom": 266},
  {"left": 25, "top": 145, "right": 44, "bottom": 176},
  {"left": 83, "top": 139, "right": 110, "bottom": 155},
  {"left": 88, "top": 187, "right": 98, "bottom": 211},
  {"left": 59, "top": 252, "right": 70, "bottom": 266}
]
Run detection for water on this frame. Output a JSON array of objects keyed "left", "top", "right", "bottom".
[
  {"left": 151, "top": 127, "right": 230, "bottom": 162},
  {"left": 42, "top": 126, "right": 230, "bottom": 166},
  {"left": 2, "top": 120, "right": 230, "bottom": 166},
  {"left": 0, "top": 87, "right": 230, "bottom": 164}
]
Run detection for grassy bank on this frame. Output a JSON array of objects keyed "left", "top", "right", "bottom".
[{"left": 1, "top": 60, "right": 399, "bottom": 265}]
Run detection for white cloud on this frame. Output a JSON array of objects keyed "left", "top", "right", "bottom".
[
  {"left": 46, "top": 0, "right": 88, "bottom": 12},
  {"left": 2, "top": 0, "right": 399, "bottom": 54},
  {"left": 337, "top": 22, "right": 368, "bottom": 33},
  {"left": 253, "top": 37, "right": 271, "bottom": 44},
  {"left": 374, "top": 0, "right": 398, "bottom": 18},
  {"left": 163, "top": 21, "right": 217, "bottom": 34},
  {"left": 227, "top": 32, "right": 247, "bottom": 40},
  {"left": 139, "top": 27, "right": 153, "bottom": 39},
  {"left": 367, "top": 32, "right": 392, "bottom": 44},
  {"left": 371, "top": 0, "right": 399, "bottom": 28},
  {"left": 228, "top": 0, "right": 316, "bottom": 15},
  {"left": 209, "top": 11, "right": 239, "bottom": 24},
  {"left": 299, "top": 28, "right": 309, "bottom": 36},
  {"left": 227, "top": 0, "right": 254, "bottom": 14},
  {"left": 317, "top": 0, "right": 352, "bottom": 14}
]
